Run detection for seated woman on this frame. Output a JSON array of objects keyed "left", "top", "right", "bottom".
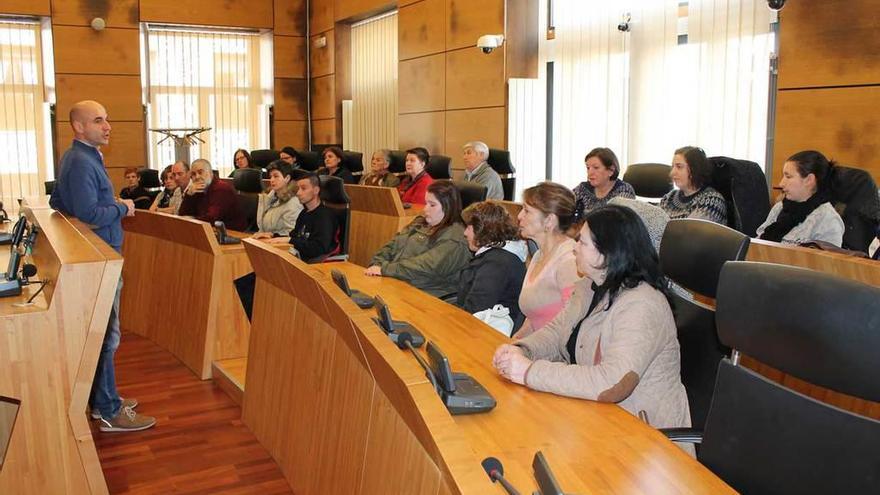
[
  {"left": 493, "top": 204, "right": 691, "bottom": 430},
  {"left": 756, "top": 150, "right": 844, "bottom": 246},
  {"left": 397, "top": 147, "right": 434, "bottom": 205},
  {"left": 119, "top": 167, "right": 152, "bottom": 209},
  {"left": 279, "top": 146, "right": 300, "bottom": 168},
  {"left": 659, "top": 146, "right": 727, "bottom": 224},
  {"left": 149, "top": 164, "right": 177, "bottom": 213},
  {"left": 251, "top": 160, "right": 304, "bottom": 238},
  {"left": 515, "top": 182, "right": 583, "bottom": 339},
  {"left": 228, "top": 148, "right": 255, "bottom": 178},
  {"left": 317, "top": 146, "right": 356, "bottom": 184},
  {"left": 572, "top": 147, "right": 635, "bottom": 214},
  {"left": 457, "top": 201, "right": 528, "bottom": 327},
  {"left": 360, "top": 149, "right": 401, "bottom": 187},
  {"left": 365, "top": 180, "right": 471, "bottom": 297}
]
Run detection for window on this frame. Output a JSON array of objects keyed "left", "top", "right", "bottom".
[
  {"left": 144, "top": 25, "right": 272, "bottom": 176},
  {"left": 0, "top": 18, "right": 52, "bottom": 214}
]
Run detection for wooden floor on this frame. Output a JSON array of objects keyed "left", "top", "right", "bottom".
[{"left": 92, "top": 333, "right": 292, "bottom": 494}]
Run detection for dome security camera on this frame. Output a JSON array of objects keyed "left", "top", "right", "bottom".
[
  {"left": 476, "top": 34, "right": 504, "bottom": 54},
  {"left": 767, "top": 0, "right": 786, "bottom": 10}
]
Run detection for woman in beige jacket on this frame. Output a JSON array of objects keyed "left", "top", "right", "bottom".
[
  {"left": 252, "top": 160, "right": 303, "bottom": 238},
  {"left": 493, "top": 204, "right": 690, "bottom": 430}
]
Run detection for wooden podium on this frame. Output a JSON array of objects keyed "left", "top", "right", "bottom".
[
  {"left": 240, "top": 240, "right": 732, "bottom": 494},
  {"left": 345, "top": 185, "right": 423, "bottom": 266},
  {"left": 0, "top": 208, "right": 122, "bottom": 494},
  {"left": 120, "top": 211, "right": 252, "bottom": 379}
]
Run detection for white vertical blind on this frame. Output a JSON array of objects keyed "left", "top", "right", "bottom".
[
  {"left": 508, "top": 78, "right": 546, "bottom": 201},
  {"left": 349, "top": 11, "right": 398, "bottom": 167},
  {"left": 0, "top": 19, "right": 52, "bottom": 214},
  {"left": 145, "top": 26, "right": 271, "bottom": 176}
]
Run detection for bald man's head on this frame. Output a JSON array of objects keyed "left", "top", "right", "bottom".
[{"left": 69, "top": 100, "right": 111, "bottom": 147}]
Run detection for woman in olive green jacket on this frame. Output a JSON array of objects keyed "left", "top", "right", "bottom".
[{"left": 365, "top": 180, "right": 471, "bottom": 297}]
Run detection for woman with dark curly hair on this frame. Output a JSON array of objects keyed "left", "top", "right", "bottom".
[
  {"left": 659, "top": 146, "right": 727, "bottom": 224},
  {"left": 457, "top": 201, "right": 529, "bottom": 328}
]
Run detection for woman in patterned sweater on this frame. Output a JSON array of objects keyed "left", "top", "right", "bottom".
[
  {"left": 659, "top": 146, "right": 727, "bottom": 225},
  {"left": 572, "top": 147, "right": 635, "bottom": 214}
]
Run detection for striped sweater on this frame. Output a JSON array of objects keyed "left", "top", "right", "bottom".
[{"left": 659, "top": 187, "right": 728, "bottom": 225}]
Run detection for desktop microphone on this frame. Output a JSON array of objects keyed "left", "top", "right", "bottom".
[
  {"left": 395, "top": 332, "right": 441, "bottom": 393},
  {"left": 213, "top": 221, "right": 240, "bottom": 244},
  {"left": 21, "top": 264, "right": 37, "bottom": 278},
  {"left": 481, "top": 457, "right": 521, "bottom": 495}
]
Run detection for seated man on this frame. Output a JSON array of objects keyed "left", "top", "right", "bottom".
[
  {"left": 265, "top": 173, "right": 338, "bottom": 261},
  {"left": 167, "top": 160, "right": 190, "bottom": 215},
  {"left": 178, "top": 158, "right": 247, "bottom": 231},
  {"left": 119, "top": 167, "right": 153, "bottom": 209},
  {"left": 462, "top": 141, "right": 504, "bottom": 200}
]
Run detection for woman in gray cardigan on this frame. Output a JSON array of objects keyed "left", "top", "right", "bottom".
[
  {"left": 252, "top": 160, "right": 303, "bottom": 238},
  {"left": 493, "top": 205, "right": 690, "bottom": 430}
]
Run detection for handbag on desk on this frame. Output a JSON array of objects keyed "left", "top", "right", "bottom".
[{"left": 473, "top": 305, "right": 514, "bottom": 337}]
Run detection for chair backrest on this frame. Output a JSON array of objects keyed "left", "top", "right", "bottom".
[
  {"left": 488, "top": 148, "right": 516, "bottom": 201},
  {"left": 388, "top": 150, "right": 406, "bottom": 174},
  {"left": 250, "top": 149, "right": 280, "bottom": 168},
  {"left": 138, "top": 168, "right": 161, "bottom": 189},
  {"left": 44, "top": 180, "right": 56, "bottom": 195},
  {"left": 342, "top": 150, "right": 364, "bottom": 174},
  {"left": 828, "top": 165, "right": 880, "bottom": 253},
  {"left": 622, "top": 163, "right": 673, "bottom": 199},
  {"left": 232, "top": 168, "right": 264, "bottom": 193},
  {"left": 701, "top": 261, "right": 880, "bottom": 494},
  {"left": 236, "top": 193, "right": 259, "bottom": 233},
  {"left": 426, "top": 155, "right": 452, "bottom": 180},
  {"left": 708, "top": 156, "right": 771, "bottom": 237},
  {"left": 298, "top": 150, "right": 323, "bottom": 171},
  {"left": 318, "top": 175, "right": 350, "bottom": 256},
  {"left": 453, "top": 180, "right": 487, "bottom": 209},
  {"left": 659, "top": 219, "right": 750, "bottom": 430}
]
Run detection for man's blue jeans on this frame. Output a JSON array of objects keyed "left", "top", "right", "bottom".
[{"left": 89, "top": 278, "right": 123, "bottom": 419}]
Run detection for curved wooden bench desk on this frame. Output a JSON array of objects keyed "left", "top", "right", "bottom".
[
  {"left": 346, "top": 185, "right": 423, "bottom": 266},
  {"left": 0, "top": 207, "right": 122, "bottom": 494},
  {"left": 240, "top": 240, "right": 732, "bottom": 494},
  {"left": 120, "top": 211, "right": 251, "bottom": 379}
]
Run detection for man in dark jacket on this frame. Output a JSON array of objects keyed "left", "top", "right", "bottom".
[
  {"left": 179, "top": 158, "right": 247, "bottom": 231},
  {"left": 288, "top": 172, "right": 338, "bottom": 261}
]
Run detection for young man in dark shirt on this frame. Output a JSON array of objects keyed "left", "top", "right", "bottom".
[{"left": 266, "top": 173, "right": 338, "bottom": 261}]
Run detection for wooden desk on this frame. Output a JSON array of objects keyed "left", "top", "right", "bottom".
[
  {"left": 20, "top": 195, "right": 52, "bottom": 210},
  {"left": 346, "top": 184, "right": 423, "bottom": 266},
  {"left": 0, "top": 208, "right": 122, "bottom": 494},
  {"left": 119, "top": 211, "right": 251, "bottom": 379},
  {"left": 241, "top": 242, "right": 732, "bottom": 494}
]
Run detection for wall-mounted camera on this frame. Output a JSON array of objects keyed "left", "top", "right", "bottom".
[
  {"left": 767, "top": 0, "right": 786, "bottom": 10},
  {"left": 617, "top": 12, "right": 632, "bottom": 32},
  {"left": 476, "top": 34, "right": 504, "bottom": 54}
]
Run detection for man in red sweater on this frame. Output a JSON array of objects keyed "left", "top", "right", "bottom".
[{"left": 179, "top": 158, "right": 247, "bottom": 231}]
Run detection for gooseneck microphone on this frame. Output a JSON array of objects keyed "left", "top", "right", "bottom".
[
  {"left": 214, "top": 221, "right": 240, "bottom": 244},
  {"left": 396, "top": 332, "right": 441, "bottom": 393},
  {"left": 481, "top": 457, "right": 521, "bottom": 495}
]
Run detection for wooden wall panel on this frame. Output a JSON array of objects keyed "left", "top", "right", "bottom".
[
  {"left": 310, "top": 0, "right": 335, "bottom": 34},
  {"left": 274, "top": 0, "right": 307, "bottom": 36},
  {"left": 773, "top": 86, "right": 880, "bottom": 183},
  {"left": 57, "top": 121, "right": 146, "bottom": 168},
  {"left": 399, "top": 111, "right": 445, "bottom": 155},
  {"left": 778, "top": 0, "right": 880, "bottom": 89},
  {"left": 311, "top": 74, "right": 336, "bottom": 120},
  {"left": 399, "top": 54, "right": 445, "bottom": 114},
  {"left": 275, "top": 78, "right": 308, "bottom": 120},
  {"left": 399, "top": 0, "right": 446, "bottom": 61},
  {"left": 52, "top": 26, "right": 140, "bottom": 75},
  {"left": 445, "top": 107, "right": 505, "bottom": 167},
  {"left": 274, "top": 120, "right": 309, "bottom": 149},
  {"left": 51, "top": 0, "right": 139, "bottom": 28},
  {"left": 274, "top": 36, "right": 307, "bottom": 78},
  {"left": 313, "top": 118, "right": 338, "bottom": 144},
  {"left": 310, "top": 30, "right": 336, "bottom": 77},
  {"left": 334, "top": 0, "right": 394, "bottom": 22},
  {"left": 446, "top": 0, "right": 504, "bottom": 50},
  {"left": 139, "top": 0, "right": 273, "bottom": 29},
  {"left": 445, "top": 46, "right": 505, "bottom": 109},
  {"left": 56, "top": 75, "right": 142, "bottom": 122},
  {"left": 0, "top": 0, "right": 49, "bottom": 15}
]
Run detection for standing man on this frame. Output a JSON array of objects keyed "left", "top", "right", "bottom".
[
  {"left": 49, "top": 100, "right": 157, "bottom": 432},
  {"left": 462, "top": 141, "right": 504, "bottom": 200}
]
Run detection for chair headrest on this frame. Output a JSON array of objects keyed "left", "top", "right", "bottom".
[
  {"left": 319, "top": 175, "right": 349, "bottom": 204},
  {"left": 453, "top": 180, "right": 487, "bottom": 209},
  {"left": 250, "top": 149, "right": 280, "bottom": 168},
  {"left": 138, "top": 168, "right": 161, "bottom": 188},
  {"left": 388, "top": 150, "right": 406, "bottom": 174},
  {"left": 717, "top": 261, "right": 880, "bottom": 402},
  {"left": 342, "top": 151, "right": 364, "bottom": 173},
  {"left": 298, "top": 150, "right": 322, "bottom": 171},
  {"left": 427, "top": 155, "right": 452, "bottom": 180},
  {"left": 622, "top": 163, "right": 673, "bottom": 198},
  {"left": 488, "top": 148, "right": 515, "bottom": 175},
  {"left": 232, "top": 168, "right": 264, "bottom": 193},
  {"left": 659, "top": 219, "right": 749, "bottom": 298}
]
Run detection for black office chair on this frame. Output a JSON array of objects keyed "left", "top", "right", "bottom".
[
  {"left": 488, "top": 148, "right": 516, "bottom": 201},
  {"left": 316, "top": 175, "right": 350, "bottom": 262},
  {"left": 250, "top": 149, "right": 280, "bottom": 169},
  {"left": 312, "top": 143, "right": 342, "bottom": 156},
  {"left": 453, "top": 180, "right": 487, "bottom": 209},
  {"left": 828, "top": 165, "right": 880, "bottom": 253},
  {"left": 426, "top": 155, "right": 452, "bottom": 180},
  {"left": 709, "top": 156, "right": 771, "bottom": 237},
  {"left": 44, "top": 180, "right": 56, "bottom": 195},
  {"left": 622, "top": 163, "right": 673, "bottom": 201},
  {"left": 342, "top": 150, "right": 364, "bottom": 178},
  {"left": 236, "top": 193, "right": 259, "bottom": 233},
  {"left": 297, "top": 150, "right": 322, "bottom": 171},
  {"left": 388, "top": 150, "right": 407, "bottom": 175},
  {"left": 138, "top": 168, "right": 161, "bottom": 190},
  {"left": 659, "top": 219, "right": 749, "bottom": 431},
  {"left": 232, "top": 168, "right": 264, "bottom": 194},
  {"left": 664, "top": 261, "right": 880, "bottom": 494}
]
